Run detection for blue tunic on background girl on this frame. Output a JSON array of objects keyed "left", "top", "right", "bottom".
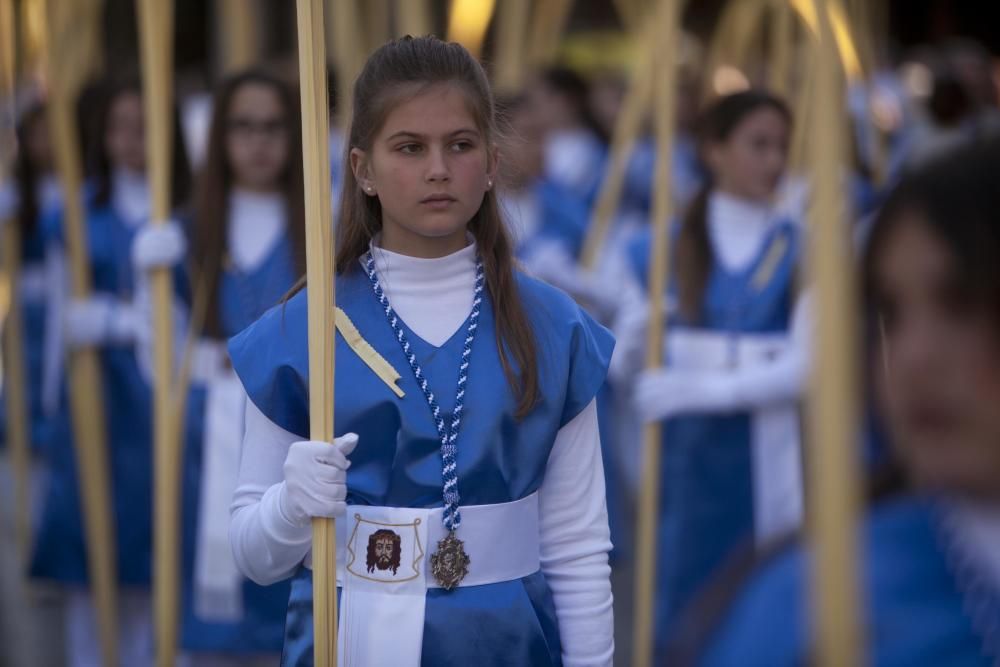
[
  {"left": 228, "top": 264, "right": 614, "bottom": 666},
  {"left": 178, "top": 234, "right": 297, "bottom": 653},
  {"left": 627, "top": 219, "right": 801, "bottom": 647},
  {"left": 699, "top": 495, "right": 998, "bottom": 666},
  {"left": 30, "top": 198, "right": 156, "bottom": 585}
]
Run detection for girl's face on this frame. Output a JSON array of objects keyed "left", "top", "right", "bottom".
[
  {"left": 874, "top": 213, "right": 1000, "bottom": 500},
  {"left": 105, "top": 91, "right": 146, "bottom": 173},
  {"left": 706, "top": 106, "right": 789, "bottom": 203},
  {"left": 352, "top": 82, "right": 497, "bottom": 258},
  {"left": 225, "top": 82, "right": 289, "bottom": 192}
]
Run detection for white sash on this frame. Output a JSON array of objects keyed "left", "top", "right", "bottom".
[
  {"left": 194, "top": 361, "right": 247, "bottom": 621},
  {"left": 666, "top": 330, "right": 804, "bottom": 545},
  {"left": 308, "top": 493, "right": 540, "bottom": 667}
]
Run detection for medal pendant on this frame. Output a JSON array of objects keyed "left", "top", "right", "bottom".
[{"left": 430, "top": 530, "right": 470, "bottom": 590}]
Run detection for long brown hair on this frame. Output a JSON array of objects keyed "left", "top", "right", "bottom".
[
  {"left": 334, "top": 35, "right": 539, "bottom": 417},
  {"left": 676, "top": 91, "right": 791, "bottom": 322},
  {"left": 192, "top": 68, "right": 306, "bottom": 338}
]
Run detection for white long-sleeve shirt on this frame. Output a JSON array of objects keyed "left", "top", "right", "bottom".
[{"left": 230, "top": 241, "right": 615, "bottom": 666}]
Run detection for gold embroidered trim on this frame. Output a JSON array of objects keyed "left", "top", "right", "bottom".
[{"left": 335, "top": 307, "right": 406, "bottom": 398}]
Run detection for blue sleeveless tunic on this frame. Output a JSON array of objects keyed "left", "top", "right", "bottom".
[
  {"left": 178, "top": 234, "right": 297, "bottom": 653},
  {"left": 30, "top": 200, "right": 156, "bottom": 585},
  {"left": 627, "top": 219, "right": 801, "bottom": 649},
  {"left": 0, "top": 218, "right": 54, "bottom": 453},
  {"left": 700, "top": 495, "right": 998, "bottom": 666},
  {"left": 228, "top": 265, "right": 614, "bottom": 666}
]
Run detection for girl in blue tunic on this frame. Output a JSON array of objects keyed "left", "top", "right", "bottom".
[
  {"left": 612, "top": 91, "right": 809, "bottom": 651},
  {"left": 228, "top": 36, "right": 615, "bottom": 666},
  {"left": 678, "top": 135, "right": 1000, "bottom": 667},
  {"left": 163, "top": 68, "right": 305, "bottom": 663},
  {"left": 1, "top": 102, "right": 62, "bottom": 454},
  {"left": 29, "top": 77, "right": 191, "bottom": 666}
]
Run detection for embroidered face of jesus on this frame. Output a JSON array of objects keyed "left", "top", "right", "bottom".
[{"left": 366, "top": 529, "right": 402, "bottom": 575}]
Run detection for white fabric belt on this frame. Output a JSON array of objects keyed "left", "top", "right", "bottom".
[
  {"left": 18, "top": 264, "right": 47, "bottom": 303},
  {"left": 665, "top": 329, "right": 790, "bottom": 371},
  {"left": 305, "top": 493, "right": 541, "bottom": 667},
  {"left": 303, "top": 492, "right": 541, "bottom": 587}
]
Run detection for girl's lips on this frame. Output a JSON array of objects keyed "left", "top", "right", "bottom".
[{"left": 421, "top": 195, "right": 456, "bottom": 209}]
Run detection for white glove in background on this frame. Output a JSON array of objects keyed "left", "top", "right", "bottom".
[
  {"left": 278, "top": 434, "right": 359, "bottom": 526},
  {"left": 63, "top": 295, "right": 140, "bottom": 349},
  {"left": 634, "top": 368, "right": 737, "bottom": 422},
  {"left": 131, "top": 219, "right": 187, "bottom": 271}
]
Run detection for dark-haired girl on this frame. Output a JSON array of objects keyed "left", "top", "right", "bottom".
[
  {"left": 29, "top": 77, "right": 190, "bottom": 665},
  {"left": 693, "top": 136, "right": 1000, "bottom": 667},
  {"left": 613, "top": 90, "right": 810, "bottom": 647},
  {"left": 228, "top": 37, "right": 615, "bottom": 666},
  {"left": 153, "top": 68, "right": 305, "bottom": 664}
]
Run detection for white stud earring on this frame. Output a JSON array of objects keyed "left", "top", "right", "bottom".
[
  {"left": 366, "top": 185, "right": 375, "bottom": 194},
  {"left": 487, "top": 178, "right": 493, "bottom": 189}
]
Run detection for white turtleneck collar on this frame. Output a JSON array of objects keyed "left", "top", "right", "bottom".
[
  {"left": 708, "top": 190, "right": 776, "bottom": 273},
  {"left": 227, "top": 189, "right": 287, "bottom": 273},
  {"left": 367, "top": 236, "right": 478, "bottom": 347},
  {"left": 111, "top": 167, "right": 151, "bottom": 228}
]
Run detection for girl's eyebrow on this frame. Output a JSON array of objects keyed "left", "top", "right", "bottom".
[{"left": 385, "top": 128, "right": 480, "bottom": 142}]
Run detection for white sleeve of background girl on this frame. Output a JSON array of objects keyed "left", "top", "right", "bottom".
[
  {"left": 539, "top": 399, "right": 615, "bottom": 666},
  {"left": 229, "top": 396, "right": 311, "bottom": 585}
]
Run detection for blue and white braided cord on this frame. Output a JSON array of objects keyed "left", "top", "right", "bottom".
[{"left": 364, "top": 251, "right": 485, "bottom": 531}]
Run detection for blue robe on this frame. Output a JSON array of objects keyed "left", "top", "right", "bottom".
[
  {"left": 30, "top": 199, "right": 156, "bottom": 585},
  {"left": 699, "top": 495, "right": 999, "bottom": 666},
  {"left": 178, "top": 235, "right": 297, "bottom": 654},
  {"left": 627, "top": 219, "right": 801, "bottom": 649},
  {"left": 0, "top": 220, "right": 54, "bottom": 453},
  {"left": 228, "top": 264, "right": 614, "bottom": 666}
]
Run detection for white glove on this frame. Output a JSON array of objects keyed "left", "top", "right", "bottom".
[
  {"left": 0, "top": 182, "right": 18, "bottom": 224},
  {"left": 131, "top": 219, "right": 187, "bottom": 271},
  {"left": 634, "top": 368, "right": 736, "bottom": 423},
  {"left": 278, "top": 434, "right": 359, "bottom": 527},
  {"left": 64, "top": 295, "right": 140, "bottom": 349}
]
